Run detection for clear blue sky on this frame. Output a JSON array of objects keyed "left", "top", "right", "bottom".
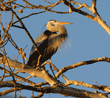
[{"left": 0, "top": 0, "right": 110, "bottom": 98}]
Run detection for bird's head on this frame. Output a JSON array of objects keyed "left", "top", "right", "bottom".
[
  {"left": 46, "top": 20, "right": 72, "bottom": 32},
  {"left": 47, "top": 20, "right": 72, "bottom": 26}
]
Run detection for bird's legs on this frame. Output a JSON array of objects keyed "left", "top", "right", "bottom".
[
  {"left": 36, "top": 54, "right": 42, "bottom": 69},
  {"left": 49, "top": 59, "right": 56, "bottom": 78}
]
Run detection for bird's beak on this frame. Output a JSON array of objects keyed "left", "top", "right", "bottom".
[{"left": 58, "top": 21, "right": 73, "bottom": 25}]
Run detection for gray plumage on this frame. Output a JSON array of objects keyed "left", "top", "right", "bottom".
[{"left": 27, "top": 20, "right": 72, "bottom": 67}]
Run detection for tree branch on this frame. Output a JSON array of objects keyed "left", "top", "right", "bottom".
[
  {"left": 0, "top": 54, "right": 58, "bottom": 86},
  {"left": 0, "top": 81, "right": 107, "bottom": 98},
  {"left": 56, "top": 57, "right": 110, "bottom": 78},
  {"left": 64, "top": 80, "right": 110, "bottom": 93},
  {"left": 11, "top": 9, "right": 40, "bottom": 54}
]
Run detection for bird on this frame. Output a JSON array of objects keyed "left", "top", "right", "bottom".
[{"left": 27, "top": 20, "right": 72, "bottom": 68}]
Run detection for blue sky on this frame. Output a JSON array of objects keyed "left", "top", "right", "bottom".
[{"left": 0, "top": 0, "right": 110, "bottom": 98}]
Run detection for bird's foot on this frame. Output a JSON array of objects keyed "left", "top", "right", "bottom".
[{"left": 36, "top": 66, "right": 44, "bottom": 70}]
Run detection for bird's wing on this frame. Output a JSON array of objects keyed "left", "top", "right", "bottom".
[{"left": 29, "top": 33, "right": 48, "bottom": 56}]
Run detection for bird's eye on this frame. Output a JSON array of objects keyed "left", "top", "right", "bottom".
[
  {"left": 51, "top": 23, "right": 55, "bottom": 26},
  {"left": 48, "top": 20, "right": 57, "bottom": 26},
  {"left": 51, "top": 20, "right": 56, "bottom": 26},
  {"left": 53, "top": 20, "right": 56, "bottom": 22}
]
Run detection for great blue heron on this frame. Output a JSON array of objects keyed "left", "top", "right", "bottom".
[{"left": 27, "top": 20, "right": 72, "bottom": 68}]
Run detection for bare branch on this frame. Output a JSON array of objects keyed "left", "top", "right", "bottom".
[
  {"left": 0, "top": 66, "right": 36, "bottom": 86},
  {"left": 0, "top": 55, "right": 58, "bottom": 86},
  {"left": 0, "top": 0, "right": 110, "bottom": 97},
  {"left": 11, "top": 9, "right": 40, "bottom": 55},
  {"left": 64, "top": 80, "right": 110, "bottom": 93},
  {"left": 56, "top": 57, "right": 110, "bottom": 78},
  {"left": 0, "top": 81, "right": 107, "bottom": 98},
  {"left": 0, "top": 88, "right": 21, "bottom": 96},
  {"left": 13, "top": 11, "right": 46, "bottom": 25},
  {"left": 41, "top": 61, "right": 69, "bottom": 82}
]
